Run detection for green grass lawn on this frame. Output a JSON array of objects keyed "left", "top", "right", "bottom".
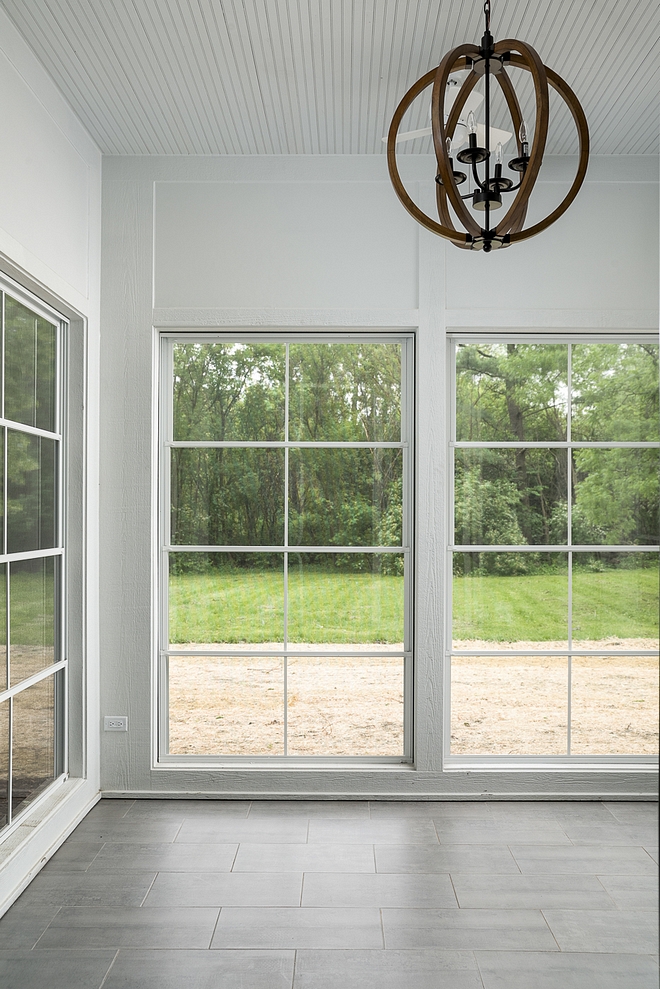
[
  {"left": 170, "top": 564, "right": 659, "bottom": 644},
  {"left": 169, "top": 569, "right": 404, "bottom": 644}
]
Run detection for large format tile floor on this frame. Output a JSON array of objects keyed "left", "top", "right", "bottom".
[{"left": 0, "top": 798, "right": 657, "bottom": 988}]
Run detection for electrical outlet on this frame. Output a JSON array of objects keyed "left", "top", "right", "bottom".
[{"left": 104, "top": 716, "right": 128, "bottom": 732}]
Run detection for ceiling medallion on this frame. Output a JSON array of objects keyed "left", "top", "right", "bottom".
[{"left": 386, "top": 0, "right": 589, "bottom": 252}]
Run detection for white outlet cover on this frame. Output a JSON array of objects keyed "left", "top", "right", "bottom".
[{"left": 104, "top": 716, "right": 128, "bottom": 732}]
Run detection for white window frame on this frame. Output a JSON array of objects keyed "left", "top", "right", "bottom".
[
  {"left": 0, "top": 275, "right": 68, "bottom": 837},
  {"left": 445, "top": 332, "right": 659, "bottom": 768},
  {"left": 157, "top": 331, "right": 415, "bottom": 766}
]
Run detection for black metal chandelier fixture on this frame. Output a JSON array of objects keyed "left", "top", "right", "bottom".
[{"left": 387, "top": 0, "right": 589, "bottom": 252}]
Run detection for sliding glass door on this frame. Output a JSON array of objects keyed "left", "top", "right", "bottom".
[{"left": 0, "top": 285, "right": 65, "bottom": 833}]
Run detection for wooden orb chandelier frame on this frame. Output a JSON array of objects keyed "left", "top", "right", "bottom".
[{"left": 387, "top": 0, "right": 589, "bottom": 252}]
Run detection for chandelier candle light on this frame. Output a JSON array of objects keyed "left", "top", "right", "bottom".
[{"left": 387, "top": 0, "right": 589, "bottom": 251}]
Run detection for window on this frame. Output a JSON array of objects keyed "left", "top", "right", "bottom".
[
  {"left": 0, "top": 283, "right": 66, "bottom": 833},
  {"left": 159, "top": 335, "right": 413, "bottom": 762},
  {"left": 449, "top": 340, "right": 659, "bottom": 760}
]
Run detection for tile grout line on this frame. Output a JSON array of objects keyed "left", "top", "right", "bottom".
[
  {"left": 448, "top": 871, "right": 461, "bottom": 908},
  {"left": 291, "top": 947, "right": 298, "bottom": 989},
  {"left": 97, "top": 949, "right": 120, "bottom": 989},
  {"left": 229, "top": 842, "right": 240, "bottom": 872},
  {"left": 208, "top": 907, "right": 222, "bottom": 949},
  {"left": 84, "top": 841, "right": 107, "bottom": 872},
  {"left": 30, "top": 905, "right": 62, "bottom": 949},
  {"left": 379, "top": 906, "right": 386, "bottom": 949},
  {"left": 139, "top": 872, "right": 160, "bottom": 907},
  {"left": 540, "top": 907, "right": 563, "bottom": 951},
  {"left": 300, "top": 872, "right": 305, "bottom": 907}
]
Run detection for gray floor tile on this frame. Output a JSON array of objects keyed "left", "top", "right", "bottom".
[
  {"left": 12, "top": 871, "right": 157, "bottom": 908},
  {"left": 451, "top": 873, "right": 617, "bottom": 909},
  {"left": 307, "top": 820, "right": 438, "bottom": 845},
  {"left": 176, "top": 818, "right": 309, "bottom": 843},
  {"left": 368, "top": 801, "right": 492, "bottom": 820},
  {"left": 542, "top": 909, "right": 658, "bottom": 953},
  {"left": 301, "top": 872, "right": 458, "bottom": 907},
  {"left": 35, "top": 906, "right": 220, "bottom": 950},
  {"left": 0, "top": 949, "right": 116, "bottom": 989},
  {"left": 144, "top": 872, "right": 303, "bottom": 907},
  {"left": 249, "top": 801, "right": 370, "bottom": 818},
  {"left": 68, "top": 820, "right": 182, "bottom": 843},
  {"left": 434, "top": 822, "right": 571, "bottom": 844},
  {"left": 0, "top": 902, "right": 61, "bottom": 948},
  {"left": 476, "top": 950, "right": 660, "bottom": 988},
  {"left": 42, "top": 842, "right": 104, "bottom": 872},
  {"left": 375, "top": 843, "right": 519, "bottom": 874},
  {"left": 293, "top": 948, "right": 483, "bottom": 988},
  {"left": 488, "top": 802, "right": 617, "bottom": 825},
  {"left": 83, "top": 799, "right": 135, "bottom": 821},
  {"left": 485, "top": 801, "right": 573, "bottom": 822},
  {"left": 86, "top": 841, "right": 237, "bottom": 873},
  {"left": 563, "top": 824, "right": 659, "bottom": 845},
  {"left": 598, "top": 875, "right": 659, "bottom": 910},
  {"left": 382, "top": 907, "right": 558, "bottom": 950},
  {"left": 233, "top": 843, "right": 375, "bottom": 873},
  {"left": 604, "top": 802, "right": 658, "bottom": 825},
  {"left": 104, "top": 948, "right": 294, "bottom": 989},
  {"left": 211, "top": 906, "right": 383, "bottom": 948},
  {"left": 123, "top": 799, "right": 251, "bottom": 821},
  {"left": 510, "top": 844, "right": 657, "bottom": 875}
]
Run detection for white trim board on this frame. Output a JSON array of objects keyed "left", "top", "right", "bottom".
[
  {"left": 445, "top": 309, "right": 658, "bottom": 329},
  {"left": 0, "top": 777, "right": 100, "bottom": 919}
]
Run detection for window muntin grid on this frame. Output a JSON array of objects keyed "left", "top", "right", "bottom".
[
  {"left": 159, "top": 335, "right": 413, "bottom": 763},
  {"left": 448, "top": 339, "right": 659, "bottom": 760},
  {"left": 0, "top": 283, "right": 66, "bottom": 836}
]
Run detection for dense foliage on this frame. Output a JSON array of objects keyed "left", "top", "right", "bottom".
[
  {"left": 454, "top": 343, "right": 659, "bottom": 575},
  {"left": 170, "top": 342, "right": 403, "bottom": 573}
]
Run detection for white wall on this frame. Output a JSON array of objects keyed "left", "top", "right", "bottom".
[
  {"left": 100, "top": 151, "right": 658, "bottom": 800},
  {"left": 0, "top": 8, "right": 102, "bottom": 915}
]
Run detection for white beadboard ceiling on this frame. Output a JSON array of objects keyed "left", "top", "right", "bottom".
[{"left": 2, "top": 0, "right": 658, "bottom": 155}]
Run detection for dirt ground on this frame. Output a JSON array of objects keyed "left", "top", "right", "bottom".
[{"left": 168, "top": 639, "right": 659, "bottom": 757}]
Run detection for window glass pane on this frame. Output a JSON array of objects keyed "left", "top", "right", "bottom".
[
  {"left": 571, "top": 655, "right": 659, "bottom": 755},
  {"left": 455, "top": 449, "right": 568, "bottom": 546},
  {"left": 12, "top": 674, "right": 55, "bottom": 817},
  {"left": 289, "top": 343, "right": 401, "bottom": 441},
  {"left": 0, "top": 700, "right": 7, "bottom": 829},
  {"left": 572, "top": 343, "right": 659, "bottom": 442},
  {"left": 173, "top": 343, "right": 285, "bottom": 441},
  {"left": 289, "top": 449, "right": 402, "bottom": 547},
  {"left": 288, "top": 553, "right": 404, "bottom": 649},
  {"left": 572, "top": 449, "right": 659, "bottom": 545},
  {"left": 286, "top": 656, "right": 404, "bottom": 756},
  {"left": 453, "top": 553, "right": 568, "bottom": 650},
  {"left": 10, "top": 558, "right": 56, "bottom": 687},
  {"left": 451, "top": 655, "right": 568, "bottom": 754},
  {"left": 171, "top": 448, "right": 284, "bottom": 546},
  {"left": 4, "top": 296, "right": 57, "bottom": 432},
  {"left": 456, "top": 343, "right": 567, "bottom": 442},
  {"left": 169, "top": 553, "right": 284, "bottom": 648},
  {"left": 168, "top": 656, "right": 284, "bottom": 756},
  {"left": 7, "top": 431, "right": 57, "bottom": 554},
  {"left": 0, "top": 565, "right": 6, "bottom": 693},
  {"left": 572, "top": 553, "right": 659, "bottom": 651}
]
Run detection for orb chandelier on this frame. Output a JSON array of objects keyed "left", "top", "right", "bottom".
[{"left": 386, "top": 0, "right": 589, "bottom": 252}]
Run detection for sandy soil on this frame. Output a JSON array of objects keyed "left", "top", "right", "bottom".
[{"left": 168, "top": 639, "right": 658, "bottom": 757}]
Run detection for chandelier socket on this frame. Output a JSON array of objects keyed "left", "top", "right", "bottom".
[{"left": 473, "top": 189, "right": 502, "bottom": 211}]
